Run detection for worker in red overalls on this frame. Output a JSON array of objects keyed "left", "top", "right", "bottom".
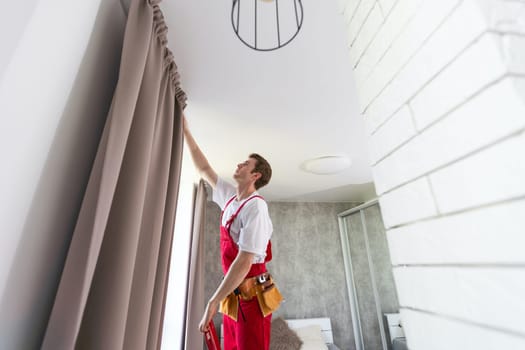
[{"left": 183, "top": 116, "right": 279, "bottom": 350}]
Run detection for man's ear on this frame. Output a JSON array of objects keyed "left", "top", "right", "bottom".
[{"left": 252, "top": 172, "right": 262, "bottom": 181}]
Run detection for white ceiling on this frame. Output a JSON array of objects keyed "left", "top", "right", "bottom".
[{"left": 160, "top": 0, "right": 375, "bottom": 202}]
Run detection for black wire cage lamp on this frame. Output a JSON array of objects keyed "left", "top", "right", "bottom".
[{"left": 231, "top": 0, "right": 304, "bottom": 51}]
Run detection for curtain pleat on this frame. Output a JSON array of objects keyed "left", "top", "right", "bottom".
[
  {"left": 42, "top": 0, "right": 186, "bottom": 349},
  {"left": 184, "top": 181, "right": 208, "bottom": 350}
]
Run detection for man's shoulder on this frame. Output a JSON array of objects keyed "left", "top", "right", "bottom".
[{"left": 242, "top": 195, "right": 269, "bottom": 214}]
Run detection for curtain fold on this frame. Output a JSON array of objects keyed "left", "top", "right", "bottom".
[
  {"left": 183, "top": 180, "right": 208, "bottom": 350},
  {"left": 42, "top": 0, "right": 186, "bottom": 349}
]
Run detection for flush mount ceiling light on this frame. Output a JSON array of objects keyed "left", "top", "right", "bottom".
[
  {"left": 300, "top": 155, "right": 352, "bottom": 175},
  {"left": 231, "top": 0, "right": 304, "bottom": 51}
]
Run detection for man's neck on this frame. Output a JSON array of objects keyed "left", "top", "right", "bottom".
[{"left": 236, "top": 184, "right": 257, "bottom": 201}]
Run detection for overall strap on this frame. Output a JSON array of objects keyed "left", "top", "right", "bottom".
[
  {"left": 224, "top": 195, "right": 265, "bottom": 231},
  {"left": 220, "top": 195, "right": 237, "bottom": 223}
]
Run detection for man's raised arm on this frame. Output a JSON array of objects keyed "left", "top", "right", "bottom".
[{"left": 183, "top": 115, "right": 218, "bottom": 188}]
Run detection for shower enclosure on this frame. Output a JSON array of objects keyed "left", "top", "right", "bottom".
[{"left": 338, "top": 200, "right": 400, "bottom": 350}]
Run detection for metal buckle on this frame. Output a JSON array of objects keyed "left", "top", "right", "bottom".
[{"left": 257, "top": 274, "right": 267, "bottom": 284}]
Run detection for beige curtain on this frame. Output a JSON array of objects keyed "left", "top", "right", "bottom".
[
  {"left": 42, "top": 0, "right": 186, "bottom": 349},
  {"left": 183, "top": 180, "right": 207, "bottom": 350}
]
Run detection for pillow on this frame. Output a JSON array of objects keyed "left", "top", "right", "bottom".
[
  {"left": 294, "top": 324, "right": 328, "bottom": 350},
  {"left": 297, "top": 339, "right": 328, "bottom": 350},
  {"left": 270, "top": 318, "right": 303, "bottom": 350}
]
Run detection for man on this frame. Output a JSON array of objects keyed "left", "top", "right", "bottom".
[{"left": 183, "top": 116, "right": 276, "bottom": 350}]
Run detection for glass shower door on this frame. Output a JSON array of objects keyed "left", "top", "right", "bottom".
[
  {"left": 345, "top": 212, "right": 384, "bottom": 350},
  {"left": 339, "top": 201, "right": 399, "bottom": 350}
]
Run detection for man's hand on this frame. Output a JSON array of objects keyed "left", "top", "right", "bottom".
[
  {"left": 197, "top": 251, "right": 254, "bottom": 332},
  {"left": 199, "top": 299, "right": 220, "bottom": 332},
  {"left": 182, "top": 114, "right": 218, "bottom": 188}
]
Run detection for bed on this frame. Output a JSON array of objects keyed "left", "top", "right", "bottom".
[
  {"left": 286, "top": 318, "right": 341, "bottom": 350},
  {"left": 221, "top": 317, "right": 341, "bottom": 350}
]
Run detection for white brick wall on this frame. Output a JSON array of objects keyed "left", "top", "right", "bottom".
[
  {"left": 338, "top": 0, "right": 525, "bottom": 348},
  {"left": 357, "top": 0, "right": 461, "bottom": 110},
  {"left": 400, "top": 309, "right": 525, "bottom": 350},
  {"left": 387, "top": 198, "right": 525, "bottom": 265},
  {"left": 353, "top": 0, "right": 426, "bottom": 88},
  {"left": 368, "top": 104, "right": 416, "bottom": 163},
  {"left": 379, "top": 177, "right": 438, "bottom": 228},
  {"left": 364, "top": 0, "right": 489, "bottom": 133},
  {"left": 430, "top": 132, "right": 525, "bottom": 213},
  {"left": 373, "top": 76, "right": 525, "bottom": 195},
  {"left": 377, "top": 0, "right": 396, "bottom": 16},
  {"left": 410, "top": 33, "right": 524, "bottom": 129},
  {"left": 348, "top": 3, "right": 383, "bottom": 67},
  {"left": 475, "top": 0, "right": 525, "bottom": 35},
  {"left": 394, "top": 267, "right": 525, "bottom": 334},
  {"left": 346, "top": 0, "right": 376, "bottom": 48}
]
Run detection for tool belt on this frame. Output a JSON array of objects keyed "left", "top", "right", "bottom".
[{"left": 219, "top": 272, "right": 283, "bottom": 321}]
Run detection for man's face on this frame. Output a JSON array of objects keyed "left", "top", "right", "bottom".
[{"left": 233, "top": 158, "right": 259, "bottom": 184}]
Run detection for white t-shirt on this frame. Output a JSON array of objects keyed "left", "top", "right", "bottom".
[{"left": 213, "top": 177, "right": 273, "bottom": 264}]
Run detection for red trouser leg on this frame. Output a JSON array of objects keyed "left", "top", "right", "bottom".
[
  {"left": 223, "top": 315, "right": 237, "bottom": 350},
  {"left": 223, "top": 298, "right": 272, "bottom": 350}
]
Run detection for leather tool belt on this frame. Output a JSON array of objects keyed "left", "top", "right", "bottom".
[{"left": 219, "top": 272, "right": 283, "bottom": 321}]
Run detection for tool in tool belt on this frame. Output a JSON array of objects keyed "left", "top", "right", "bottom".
[
  {"left": 234, "top": 272, "right": 273, "bottom": 300},
  {"left": 219, "top": 272, "right": 283, "bottom": 321}
]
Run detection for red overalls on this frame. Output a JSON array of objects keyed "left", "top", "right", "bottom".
[{"left": 220, "top": 195, "right": 272, "bottom": 350}]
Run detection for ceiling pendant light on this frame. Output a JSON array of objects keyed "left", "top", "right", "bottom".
[{"left": 231, "top": 0, "right": 304, "bottom": 51}]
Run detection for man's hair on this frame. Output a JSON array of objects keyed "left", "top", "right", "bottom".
[{"left": 249, "top": 153, "right": 272, "bottom": 189}]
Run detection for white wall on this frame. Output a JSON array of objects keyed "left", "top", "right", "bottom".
[
  {"left": 337, "top": 0, "right": 525, "bottom": 349},
  {"left": 0, "top": 0, "right": 126, "bottom": 348},
  {"left": 0, "top": 1, "right": 39, "bottom": 82}
]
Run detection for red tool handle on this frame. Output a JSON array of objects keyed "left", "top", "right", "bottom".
[{"left": 204, "top": 322, "right": 220, "bottom": 350}]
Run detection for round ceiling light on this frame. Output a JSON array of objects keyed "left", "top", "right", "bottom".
[{"left": 300, "top": 155, "right": 352, "bottom": 175}]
